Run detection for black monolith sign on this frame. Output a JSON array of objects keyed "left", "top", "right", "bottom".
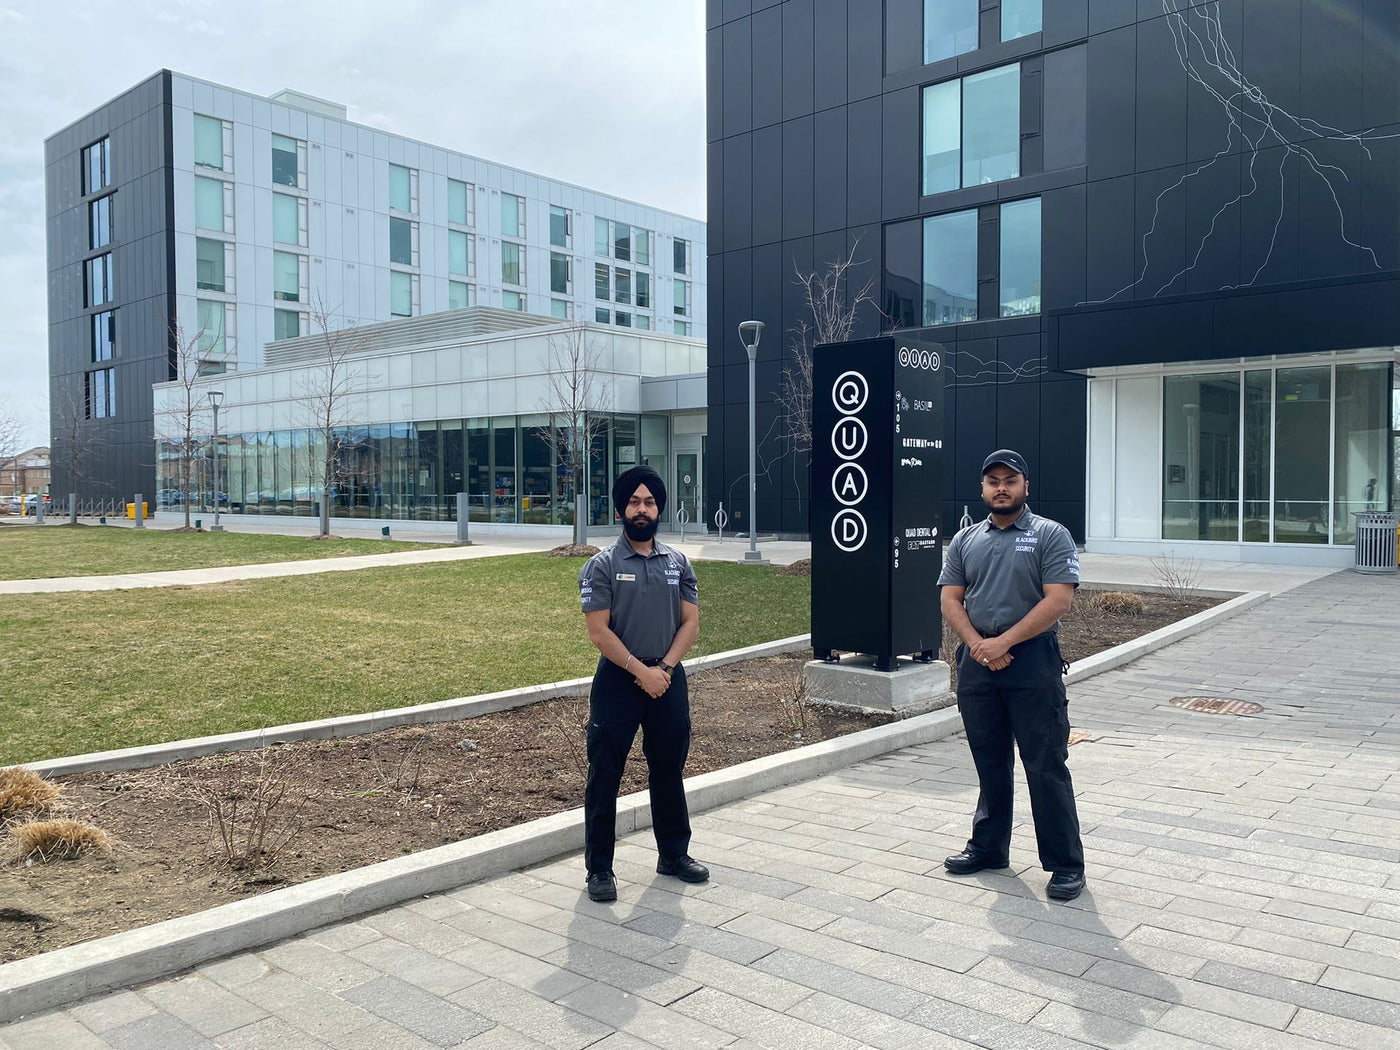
[{"left": 811, "top": 336, "right": 946, "bottom": 670}]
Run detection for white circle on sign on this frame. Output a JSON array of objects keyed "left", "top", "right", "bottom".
[
  {"left": 928, "top": 350, "right": 941, "bottom": 371},
  {"left": 918, "top": 350, "right": 931, "bottom": 370},
  {"left": 831, "top": 462, "right": 868, "bottom": 507},
  {"left": 831, "top": 370, "right": 868, "bottom": 414},
  {"left": 683, "top": 474, "right": 691, "bottom": 485},
  {"left": 831, "top": 416, "right": 868, "bottom": 460},
  {"left": 898, "top": 347, "right": 911, "bottom": 367},
  {"left": 831, "top": 508, "right": 868, "bottom": 552}
]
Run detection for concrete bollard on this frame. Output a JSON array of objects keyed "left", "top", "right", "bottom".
[
  {"left": 456, "top": 493, "right": 472, "bottom": 545},
  {"left": 134, "top": 493, "right": 144, "bottom": 528}
]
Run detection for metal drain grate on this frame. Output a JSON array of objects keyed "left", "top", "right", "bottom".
[{"left": 1170, "top": 696, "right": 1263, "bottom": 716}]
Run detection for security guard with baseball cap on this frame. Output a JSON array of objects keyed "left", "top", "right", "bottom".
[
  {"left": 937, "top": 449, "right": 1087, "bottom": 901},
  {"left": 578, "top": 465, "right": 706, "bottom": 902}
]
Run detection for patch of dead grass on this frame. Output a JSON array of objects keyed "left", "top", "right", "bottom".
[
  {"left": 8, "top": 819, "right": 110, "bottom": 862},
  {"left": 0, "top": 768, "right": 62, "bottom": 825}
]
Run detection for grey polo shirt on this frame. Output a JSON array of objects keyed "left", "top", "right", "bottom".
[
  {"left": 937, "top": 506, "right": 1080, "bottom": 636},
  {"left": 579, "top": 536, "right": 699, "bottom": 658}
]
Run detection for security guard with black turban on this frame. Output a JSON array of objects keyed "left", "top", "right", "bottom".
[{"left": 577, "top": 465, "right": 705, "bottom": 902}]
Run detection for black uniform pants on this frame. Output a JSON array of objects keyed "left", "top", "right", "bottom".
[
  {"left": 956, "top": 633, "right": 1084, "bottom": 874},
  {"left": 583, "top": 657, "right": 692, "bottom": 874}
]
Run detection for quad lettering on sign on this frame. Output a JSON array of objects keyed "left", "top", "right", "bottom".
[{"left": 811, "top": 337, "right": 946, "bottom": 670}]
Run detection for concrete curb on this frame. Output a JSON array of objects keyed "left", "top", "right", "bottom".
[
  {"left": 1064, "top": 590, "right": 1270, "bottom": 684},
  {"left": 0, "top": 706, "right": 963, "bottom": 1024},
  {"left": 0, "top": 588, "right": 1270, "bottom": 1022},
  {"left": 21, "top": 635, "right": 815, "bottom": 778}
]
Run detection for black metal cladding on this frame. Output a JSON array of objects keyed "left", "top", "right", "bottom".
[{"left": 706, "top": 0, "right": 1400, "bottom": 543}]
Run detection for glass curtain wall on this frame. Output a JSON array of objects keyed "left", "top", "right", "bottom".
[
  {"left": 1333, "top": 363, "right": 1392, "bottom": 542},
  {"left": 1274, "top": 367, "right": 1331, "bottom": 543},
  {"left": 1162, "top": 374, "right": 1240, "bottom": 540}
]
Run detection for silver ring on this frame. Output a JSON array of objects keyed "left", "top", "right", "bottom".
[{"left": 982, "top": 657, "right": 989, "bottom": 664}]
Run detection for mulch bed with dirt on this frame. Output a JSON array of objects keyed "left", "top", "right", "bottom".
[{"left": 1, "top": 589, "right": 1218, "bottom": 963}]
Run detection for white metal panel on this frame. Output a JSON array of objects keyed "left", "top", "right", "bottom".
[
  {"left": 462, "top": 381, "right": 488, "bottom": 416},
  {"left": 1114, "top": 376, "right": 1160, "bottom": 539},
  {"left": 486, "top": 378, "right": 517, "bottom": 413},
  {"left": 1087, "top": 378, "right": 1115, "bottom": 538},
  {"left": 487, "top": 340, "right": 515, "bottom": 377},
  {"left": 436, "top": 384, "right": 463, "bottom": 420}
]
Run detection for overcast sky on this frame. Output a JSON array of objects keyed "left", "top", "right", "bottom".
[{"left": 0, "top": 0, "right": 707, "bottom": 450}]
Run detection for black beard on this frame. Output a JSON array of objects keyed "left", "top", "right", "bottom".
[
  {"left": 984, "top": 493, "right": 1027, "bottom": 517},
  {"left": 624, "top": 515, "right": 659, "bottom": 541}
]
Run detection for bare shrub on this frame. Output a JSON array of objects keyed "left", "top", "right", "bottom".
[
  {"left": 1089, "top": 590, "right": 1146, "bottom": 615},
  {"left": 182, "top": 748, "right": 313, "bottom": 871},
  {"left": 10, "top": 819, "right": 109, "bottom": 862},
  {"left": 780, "top": 663, "right": 809, "bottom": 734},
  {"left": 364, "top": 728, "right": 427, "bottom": 799},
  {"left": 0, "top": 768, "right": 62, "bottom": 826},
  {"left": 543, "top": 695, "right": 589, "bottom": 779},
  {"left": 1150, "top": 555, "right": 1204, "bottom": 601}
]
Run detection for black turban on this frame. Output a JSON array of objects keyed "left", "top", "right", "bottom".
[{"left": 613, "top": 465, "right": 667, "bottom": 518}]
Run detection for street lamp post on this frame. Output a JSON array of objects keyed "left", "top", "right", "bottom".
[
  {"left": 209, "top": 389, "right": 224, "bottom": 532},
  {"left": 737, "top": 320, "right": 766, "bottom": 562}
]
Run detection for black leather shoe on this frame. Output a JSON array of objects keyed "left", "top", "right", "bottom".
[
  {"left": 586, "top": 870, "right": 617, "bottom": 902},
  {"left": 943, "top": 850, "right": 1010, "bottom": 875},
  {"left": 656, "top": 855, "right": 709, "bottom": 883},
  {"left": 1047, "top": 871, "right": 1086, "bottom": 900}
]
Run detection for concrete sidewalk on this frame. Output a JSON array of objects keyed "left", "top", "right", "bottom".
[{"left": 4, "top": 569, "right": 1397, "bottom": 1048}]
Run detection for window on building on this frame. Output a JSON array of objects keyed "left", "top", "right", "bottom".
[
  {"left": 273, "top": 193, "right": 305, "bottom": 246},
  {"left": 448, "top": 180, "right": 474, "bottom": 226},
  {"left": 635, "top": 229, "right": 650, "bottom": 267},
  {"left": 1275, "top": 367, "right": 1332, "bottom": 544},
  {"left": 388, "top": 164, "right": 411, "bottom": 211},
  {"left": 595, "top": 217, "right": 611, "bottom": 256},
  {"left": 615, "top": 311, "right": 632, "bottom": 327},
  {"left": 674, "top": 279, "right": 690, "bottom": 316},
  {"left": 85, "top": 368, "right": 115, "bottom": 419},
  {"left": 615, "top": 268, "right": 632, "bottom": 305},
  {"left": 674, "top": 237, "right": 690, "bottom": 274},
  {"left": 614, "top": 222, "right": 631, "bottom": 261},
  {"left": 501, "top": 194, "right": 525, "bottom": 238},
  {"left": 635, "top": 272, "right": 650, "bottom": 309},
  {"left": 551, "top": 299, "right": 570, "bottom": 319},
  {"left": 501, "top": 241, "right": 523, "bottom": 286},
  {"left": 449, "top": 230, "right": 474, "bottom": 277},
  {"left": 273, "top": 250, "right": 301, "bottom": 302},
  {"left": 271, "top": 133, "right": 301, "bottom": 188},
  {"left": 998, "top": 198, "right": 1041, "bottom": 317},
  {"left": 390, "top": 271, "right": 414, "bottom": 317},
  {"left": 921, "top": 210, "right": 977, "bottom": 325},
  {"left": 195, "top": 176, "right": 230, "bottom": 233},
  {"left": 550, "top": 252, "right": 571, "bottom": 295},
  {"left": 674, "top": 320, "right": 689, "bottom": 336},
  {"left": 194, "top": 115, "right": 227, "bottom": 170},
  {"left": 595, "top": 263, "right": 610, "bottom": 301},
  {"left": 635, "top": 315, "right": 651, "bottom": 331},
  {"left": 89, "top": 195, "right": 112, "bottom": 249},
  {"left": 274, "top": 308, "right": 301, "bottom": 340},
  {"left": 83, "top": 137, "right": 111, "bottom": 194},
  {"left": 595, "top": 306, "right": 610, "bottom": 323},
  {"left": 390, "top": 216, "right": 417, "bottom": 266},
  {"left": 924, "top": 0, "right": 978, "bottom": 64},
  {"left": 449, "top": 281, "right": 472, "bottom": 309},
  {"left": 1163, "top": 373, "right": 1242, "bottom": 541},
  {"left": 91, "top": 310, "right": 115, "bottom": 362},
  {"left": 550, "top": 206, "right": 571, "bottom": 248},
  {"left": 196, "top": 299, "right": 226, "bottom": 357},
  {"left": 502, "top": 290, "right": 525, "bottom": 312},
  {"left": 1002, "top": 0, "right": 1042, "bottom": 41},
  {"left": 196, "top": 237, "right": 226, "bottom": 292},
  {"left": 922, "top": 63, "right": 1020, "bottom": 195},
  {"left": 86, "top": 253, "right": 114, "bottom": 307}
]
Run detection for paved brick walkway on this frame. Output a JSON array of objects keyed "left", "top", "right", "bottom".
[{"left": 3, "top": 571, "right": 1398, "bottom": 1048}]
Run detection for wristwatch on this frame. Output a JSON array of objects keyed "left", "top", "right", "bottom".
[{"left": 658, "top": 661, "right": 674, "bottom": 674}]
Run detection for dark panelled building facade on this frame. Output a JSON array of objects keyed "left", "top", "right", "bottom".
[
  {"left": 46, "top": 72, "right": 174, "bottom": 503},
  {"left": 706, "top": 0, "right": 1400, "bottom": 555}
]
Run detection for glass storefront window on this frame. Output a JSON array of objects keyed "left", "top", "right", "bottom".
[
  {"left": 1242, "top": 370, "right": 1272, "bottom": 542},
  {"left": 1162, "top": 374, "right": 1240, "bottom": 541},
  {"left": 493, "top": 417, "right": 517, "bottom": 522},
  {"left": 1333, "top": 362, "right": 1392, "bottom": 543},
  {"left": 520, "top": 414, "right": 552, "bottom": 524},
  {"left": 1274, "top": 367, "right": 1331, "bottom": 543}
]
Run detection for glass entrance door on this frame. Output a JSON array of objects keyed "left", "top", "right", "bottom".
[{"left": 675, "top": 452, "right": 700, "bottom": 530}]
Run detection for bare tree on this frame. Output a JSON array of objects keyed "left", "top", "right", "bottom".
[
  {"left": 0, "top": 398, "right": 22, "bottom": 497},
  {"left": 777, "top": 240, "right": 878, "bottom": 458},
  {"left": 157, "top": 313, "right": 217, "bottom": 530},
  {"left": 536, "top": 322, "right": 612, "bottom": 545},
  {"left": 299, "top": 296, "right": 366, "bottom": 539},
  {"left": 50, "top": 385, "right": 106, "bottom": 518}
]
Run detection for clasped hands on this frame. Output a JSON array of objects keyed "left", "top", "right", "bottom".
[
  {"left": 633, "top": 664, "right": 672, "bottom": 698},
  {"left": 969, "top": 635, "right": 1014, "bottom": 672}
]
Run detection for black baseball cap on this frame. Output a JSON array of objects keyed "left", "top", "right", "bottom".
[{"left": 982, "top": 449, "right": 1029, "bottom": 478}]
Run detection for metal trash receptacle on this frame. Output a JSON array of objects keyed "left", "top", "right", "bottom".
[{"left": 1351, "top": 511, "right": 1399, "bottom": 574}]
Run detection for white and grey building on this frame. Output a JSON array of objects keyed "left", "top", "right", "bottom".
[{"left": 46, "top": 70, "right": 707, "bottom": 502}]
